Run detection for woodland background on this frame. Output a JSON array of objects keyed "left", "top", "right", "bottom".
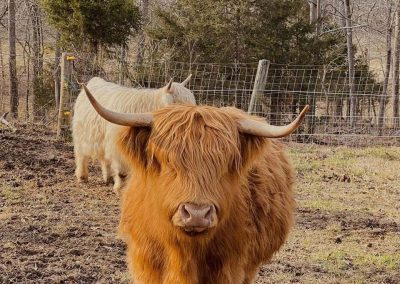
[{"left": 1, "top": 0, "right": 400, "bottom": 143}]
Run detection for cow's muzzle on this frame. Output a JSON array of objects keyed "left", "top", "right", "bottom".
[{"left": 172, "top": 203, "right": 217, "bottom": 234}]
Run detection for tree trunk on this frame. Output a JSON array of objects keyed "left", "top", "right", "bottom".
[
  {"left": 29, "top": 0, "right": 44, "bottom": 120},
  {"left": 393, "top": 6, "right": 400, "bottom": 128},
  {"left": 54, "top": 32, "right": 61, "bottom": 109},
  {"left": 118, "top": 46, "right": 126, "bottom": 85},
  {"left": 344, "top": 0, "right": 356, "bottom": 127},
  {"left": 30, "top": 2, "right": 43, "bottom": 75},
  {"left": 309, "top": 1, "right": 317, "bottom": 24},
  {"left": 309, "top": 1, "right": 321, "bottom": 134},
  {"left": 316, "top": 0, "right": 321, "bottom": 35},
  {"left": 234, "top": 5, "right": 241, "bottom": 63},
  {"left": 334, "top": 0, "right": 347, "bottom": 118},
  {"left": 8, "top": 0, "right": 19, "bottom": 119},
  {"left": 378, "top": 2, "right": 393, "bottom": 135},
  {"left": 135, "top": 0, "right": 149, "bottom": 65},
  {"left": 0, "top": 38, "right": 5, "bottom": 112},
  {"left": 26, "top": 51, "right": 30, "bottom": 120},
  {"left": 335, "top": 98, "right": 343, "bottom": 117},
  {"left": 337, "top": 0, "right": 347, "bottom": 28}
]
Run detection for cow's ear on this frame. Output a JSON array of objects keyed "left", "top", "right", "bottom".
[
  {"left": 238, "top": 133, "right": 268, "bottom": 170},
  {"left": 118, "top": 126, "right": 160, "bottom": 172}
]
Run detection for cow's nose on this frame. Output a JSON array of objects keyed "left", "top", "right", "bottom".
[{"left": 179, "top": 203, "right": 216, "bottom": 232}]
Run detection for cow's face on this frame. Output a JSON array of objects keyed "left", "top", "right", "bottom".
[
  {"left": 119, "top": 106, "right": 267, "bottom": 238},
  {"left": 161, "top": 75, "right": 196, "bottom": 106},
  {"left": 168, "top": 83, "right": 196, "bottom": 105}
]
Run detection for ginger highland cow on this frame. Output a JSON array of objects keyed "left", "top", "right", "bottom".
[{"left": 82, "top": 84, "right": 308, "bottom": 284}]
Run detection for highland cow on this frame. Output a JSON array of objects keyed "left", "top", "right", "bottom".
[
  {"left": 72, "top": 76, "right": 195, "bottom": 190},
  {"left": 82, "top": 84, "right": 308, "bottom": 283}
]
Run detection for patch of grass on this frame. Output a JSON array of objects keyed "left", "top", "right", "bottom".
[
  {"left": 294, "top": 160, "right": 321, "bottom": 174},
  {"left": 325, "top": 154, "right": 353, "bottom": 169},
  {"left": 300, "top": 199, "right": 349, "bottom": 212},
  {"left": 264, "top": 225, "right": 400, "bottom": 283},
  {"left": 1, "top": 185, "right": 20, "bottom": 202},
  {"left": 265, "top": 272, "right": 293, "bottom": 283},
  {"left": 315, "top": 250, "right": 350, "bottom": 273},
  {"left": 312, "top": 248, "right": 400, "bottom": 273},
  {"left": 2, "top": 241, "right": 16, "bottom": 249},
  {"left": 355, "top": 254, "right": 400, "bottom": 270},
  {"left": 291, "top": 145, "right": 400, "bottom": 177},
  {"left": 267, "top": 142, "right": 400, "bottom": 284},
  {"left": 363, "top": 147, "right": 400, "bottom": 160}
]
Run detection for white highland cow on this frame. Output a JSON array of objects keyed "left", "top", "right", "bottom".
[{"left": 72, "top": 76, "right": 195, "bottom": 190}]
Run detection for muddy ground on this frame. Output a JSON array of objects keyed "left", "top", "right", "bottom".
[{"left": 0, "top": 126, "right": 399, "bottom": 283}]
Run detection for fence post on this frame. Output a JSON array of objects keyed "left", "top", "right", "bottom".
[
  {"left": 57, "top": 52, "right": 75, "bottom": 138},
  {"left": 248, "top": 59, "right": 269, "bottom": 114}
]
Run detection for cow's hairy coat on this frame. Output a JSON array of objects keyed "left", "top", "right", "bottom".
[
  {"left": 117, "top": 105, "right": 296, "bottom": 284},
  {"left": 72, "top": 77, "right": 195, "bottom": 190}
]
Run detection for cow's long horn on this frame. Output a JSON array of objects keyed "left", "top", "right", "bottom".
[
  {"left": 181, "top": 74, "right": 192, "bottom": 86},
  {"left": 82, "top": 84, "right": 153, "bottom": 127},
  {"left": 238, "top": 105, "right": 309, "bottom": 138}
]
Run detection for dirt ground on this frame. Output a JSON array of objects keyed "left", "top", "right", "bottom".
[{"left": 1, "top": 125, "right": 399, "bottom": 284}]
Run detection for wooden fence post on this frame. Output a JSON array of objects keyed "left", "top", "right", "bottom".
[
  {"left": 248, "top": 59, "right": 269, "bottom": 114},
  {"left": 57, "top": 52, "right": 75, "bottom": 138}
]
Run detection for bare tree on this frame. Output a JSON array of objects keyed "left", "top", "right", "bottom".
[
  {"left": 135, "top": 0, "right": 149, "bottom": 65},
  {"left": 8, "top": 0, "right": 18, "bottom": 118},
  {"left": 118, "top": 46, "right": 126, "bottom": 84},
  {"left": 309, "top": 0, "right": 318, "bottom": 24},
  {"left": 0, "top": 37, "right": 5, "bottom": 112},
  {"left": 54, "top": 32, "right": 61, "bottom": 108},
  {"left": 308, "top": 0, "right": 322, "bottom": 134},
  {"left": 344, "top": 0, "right": 357, "bottom": 126},
  {"left": 393, "top": 2, "right": 400, "bottom": 128},
  {"left": 378, "top": 1, "right": 393, "bottom": 134},
  {"left": 27, "top": 0, "right": 44, "bottom": 119}
]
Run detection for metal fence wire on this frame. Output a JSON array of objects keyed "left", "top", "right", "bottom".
[{"left": 2, "top": 55, "right": 400, "bottom": 146}]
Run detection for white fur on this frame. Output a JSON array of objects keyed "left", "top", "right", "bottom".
[{"left": 72, "top": 77, "right": 195, "bottom": 190}]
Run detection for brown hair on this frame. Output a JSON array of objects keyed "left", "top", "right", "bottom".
[{"left": 118, "top": 105, "right": 295, "bottom": 283}]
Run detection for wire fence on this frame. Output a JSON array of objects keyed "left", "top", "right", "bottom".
[
  {"left": 0, "top": 54, "right": 58, "bottom": 124},
  {"left": 1, "top": 53, "right": 400, "bottom": 146}
]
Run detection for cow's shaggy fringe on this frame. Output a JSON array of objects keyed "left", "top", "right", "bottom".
[
  {"left": 72, "top": 77, "right": 195, "bottom": 190},
  {"left": 117, "top": 105, "right": 296, "bottom": 284}
]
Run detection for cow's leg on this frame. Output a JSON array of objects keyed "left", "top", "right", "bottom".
[
  {"left": 126, "top": 243, "right": 163, "bottom": 284},
  {"left": 213, "top": 260, "right": 247, "bottom": 284},
  {"left": 100, "top": 159, "right": 112, "bottom": 184},
  {"left": 111, "top": 161, "right": 124, "bottom": 192},
  {"left": 75, "top": 152, "right": 89, "bottom": 183},
  {"left": 240, "top": 259, "right": 263, "bottom": 284}
]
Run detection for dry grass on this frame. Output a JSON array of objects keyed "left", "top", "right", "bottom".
[
  {"left": 257, "top": 145, "right": 400, "bottom": 283},
  {"left": 0, "top": 126, "right": 399, "bottom": 283}
]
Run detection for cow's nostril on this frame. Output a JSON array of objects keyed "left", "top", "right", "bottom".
[
  {"left": 180, "top": 204, "right": 191, "bottom": 219},
  {"left": 205, "top": 205, "right": 215, "bottom": 220}
]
